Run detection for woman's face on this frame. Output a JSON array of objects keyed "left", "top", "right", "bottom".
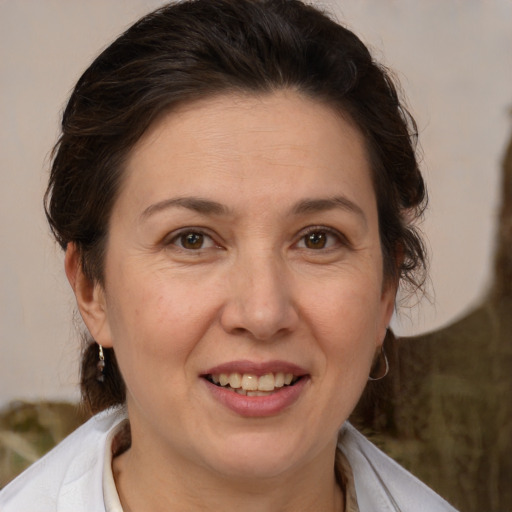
[{"left": 82, "top": 91, "right": 395, "bottom": 479}]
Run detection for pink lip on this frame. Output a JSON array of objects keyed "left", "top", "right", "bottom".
[
  {"left": 200, "top": 360, "right": 310, "bottom": 418},
  {"left": 202, "top": 359, "right": 308, "bottom": 377},
  {"left": 202, "top": 376, "right": 309, "bottom": 417}
]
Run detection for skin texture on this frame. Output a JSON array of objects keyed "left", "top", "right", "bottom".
[{"left": 66, "top": 91, "right": 396, "bottom": 512}]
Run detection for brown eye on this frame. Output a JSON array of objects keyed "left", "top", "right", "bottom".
[
  {"left": 179, "top": 232, "right": 205, "bottom": 250},
  {"left": 296, "top": 228, "right": 344, "bottom": 251},
  {"left": 167, "top": 229, "right": 218, "bottom": 252},
  {"left": 304, "top": 232, "right": 327, "bottom": 249}
]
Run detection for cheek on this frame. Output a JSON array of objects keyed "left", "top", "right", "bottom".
[
  {"left": 304, "top": 277, "right": 383, "bottom": 386},
  {"left": 298, "top": 286, "right": 380, "bottom": 432},
  {"left": 307, "top": 279, "right": 383, "bottom": 343},
  {"left": 105, "top": 268, "right": 221, "bottom": 365}
]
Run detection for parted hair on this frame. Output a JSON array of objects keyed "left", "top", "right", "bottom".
[{"left": 44, "top": 0, "right": 427, "bottom": 414}]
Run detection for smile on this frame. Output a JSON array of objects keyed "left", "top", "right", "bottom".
[
  {"left": 205, "top": 372, "right": 301, "bottom": 396},
  {"left": 201, "top": 361, "right": 309, "bottom": 416}
]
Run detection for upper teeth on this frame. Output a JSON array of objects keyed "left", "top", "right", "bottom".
[{"left": 211, "top": 372, "right": 295, "bottom": 391}]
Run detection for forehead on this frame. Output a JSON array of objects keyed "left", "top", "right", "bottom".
[{"left": 117, "top": 90, "right": 375, "bottom": 219}]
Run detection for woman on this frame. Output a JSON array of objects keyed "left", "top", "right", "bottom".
[{"left": 0, "top": 0, "right": 458, "bottom": 510}]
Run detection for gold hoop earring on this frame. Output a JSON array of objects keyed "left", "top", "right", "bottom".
[{"left": 368, "top": 345, "right": 389, "bottom": 381}]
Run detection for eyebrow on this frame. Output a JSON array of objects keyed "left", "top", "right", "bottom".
[
  {"left": 141, "top": 197, "right": 230, "bottom": 219},
  {"left": 140, "top": 194, "right": 366, "bottom": 225},
  {"left": 291, "top": 196, "right": 367, "bottom": 225}
]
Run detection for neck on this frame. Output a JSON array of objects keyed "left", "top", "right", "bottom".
[{"left": 113, "top": 426, "right": 344, "bottom": 512}]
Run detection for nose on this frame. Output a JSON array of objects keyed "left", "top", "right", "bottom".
[{"left": 219, "top": 253, "right": 299, "bottom": 341}]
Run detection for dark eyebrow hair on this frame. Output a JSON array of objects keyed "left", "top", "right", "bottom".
[
  {"left": 141, "top": 196, "right": 230, "bottom": 219},
  {"left": 292, "top": 196, "right": 367, "bottom": 225},
  {"left": 141, "top": 195, "right": 366, "bottom": 225}
]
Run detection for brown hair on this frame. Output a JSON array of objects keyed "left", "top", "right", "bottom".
[{"left": 44, "top": 0, "right": 426, "bottom": 414}]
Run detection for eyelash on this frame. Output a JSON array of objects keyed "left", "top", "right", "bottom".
[
  {"left": 165, "top": 228, "right": 219, "bottom": 251},
  {"left": 295, "top": 226, "right": 349, "bottom": 251}
]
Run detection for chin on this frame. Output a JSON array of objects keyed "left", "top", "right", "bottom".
[{"left": 199, "top": 430, "right": 322, "bottom": 481}]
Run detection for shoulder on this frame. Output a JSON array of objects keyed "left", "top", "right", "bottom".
[
  {"left": 339, "top": 423, "right": 459, "bottom": 512},
  {"left": 0, "top": 406, "right": 127, "bottom": 512}
]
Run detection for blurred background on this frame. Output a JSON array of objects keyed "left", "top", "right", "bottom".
[{"left": 1, "top": 1, "right": 511, "bottom": 509}]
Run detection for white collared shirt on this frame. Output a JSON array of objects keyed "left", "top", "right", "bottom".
[{"left": 0, "top": 407, "right": 458, "bottom": 512}]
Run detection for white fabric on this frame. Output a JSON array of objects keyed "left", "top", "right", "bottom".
[
  {"left": 0, "top": 407, "right": 126, "bottom": 512},
  {"left": 102, "top": 419, "right": 125, "bottom": 512},
  {"left": 0, "top": 407, "right": 458, "bottom": 512},
  {"left": 338, "top": 424, "right": 458, "bottom": 511}
]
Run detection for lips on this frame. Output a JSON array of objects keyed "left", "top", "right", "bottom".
[{"left": 201, "top": 360, "right": 309, "bottom": 416}]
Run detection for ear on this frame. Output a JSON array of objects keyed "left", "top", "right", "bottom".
[
  {"left": 376, "top": 276, "right": 398, "bottom": 349},
  {"left": 65, "top": 243, "right": 113, "bottom": 348},
  {"left": 376, "top": 243, "right": 405, "bottom": 346}
]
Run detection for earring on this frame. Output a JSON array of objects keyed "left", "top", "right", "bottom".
[
  {"left": 368, "top": 345, "right": 389, "bottom": 381},
  {"left": 96, "top": 344, "right": 106, "bottom": 383}
]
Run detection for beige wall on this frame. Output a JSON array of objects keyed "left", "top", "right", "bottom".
[{"left": 1, "top": 1, "right": 511, "bottom": 406}]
